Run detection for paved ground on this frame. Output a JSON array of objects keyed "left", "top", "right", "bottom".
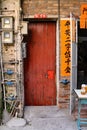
[{"left": 0, "top": 106, "right": 87, "bottom": 130}]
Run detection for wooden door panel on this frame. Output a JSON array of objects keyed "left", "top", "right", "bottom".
[{"left": 24, "top": 21, "right": 56, "bottom": 105}]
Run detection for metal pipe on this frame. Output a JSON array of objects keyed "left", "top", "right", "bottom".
[
  {"left": 0, "top": 35, "right": 6, "bottom": 110},
  {"left": 56, "top": 0, "right": 60, "bottom": 106}
]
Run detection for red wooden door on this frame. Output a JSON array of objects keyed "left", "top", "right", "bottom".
[{"left": 24, "top": 21, "right": 56, "bottom": 106}]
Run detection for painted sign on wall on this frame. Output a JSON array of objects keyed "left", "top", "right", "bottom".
[
  {"left": 60, "top": 20, "right": 71, "bottom": 76},
  {"left": 80, "top": 4, "right": 87, "bottom": 28}
]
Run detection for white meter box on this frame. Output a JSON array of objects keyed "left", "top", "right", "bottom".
[
  {"left": 2, "top": 31, "right": 13, "bottom": 43},
  {"left": 21, "top": 21, "right": 28, "bottom": 35},
  {"left": 1, "top": 17, "right": 13, "bottom": 29}
]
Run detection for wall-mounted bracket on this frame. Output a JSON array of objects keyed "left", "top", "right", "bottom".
[{"left": 60, "top": 79, "right": 70, "bottom": 85}]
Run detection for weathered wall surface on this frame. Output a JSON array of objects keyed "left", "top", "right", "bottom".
[
  {"left": 22, "top": 0, "right": 87, "bottom": 18},
  {"left": 22, "top": 0, "right": 58, "bottom": 16},
  {"left": 0, "top": 0, "right": 24, "bottom": 120}
]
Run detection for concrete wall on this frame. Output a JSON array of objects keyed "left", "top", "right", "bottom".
[{"left": 0, "top": 0, "right": 24, "bottom": 119}]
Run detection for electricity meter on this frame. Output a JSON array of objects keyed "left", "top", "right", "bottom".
[
  {"left": 1, "top": 17, "right": 13, "bottom": 29},
  {"left": 2, "top": 31, "right": 13, "bottom": 43}
]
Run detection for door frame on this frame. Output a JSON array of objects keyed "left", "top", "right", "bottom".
[
  {"left": 70, "top": 13, "right": 78, "bottom": 114},
  {"left": 56, "top": 19, "right": 60, "bottom": 105},
  {"left": 23, "top": 19, "right": 60, "bottom": 106}
]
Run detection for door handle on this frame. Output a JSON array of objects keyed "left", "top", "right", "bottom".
[{"left": 45, "top": 73, "right": 48, "bottom": 78}]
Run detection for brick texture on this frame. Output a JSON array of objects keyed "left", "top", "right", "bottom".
[{"left": 22, "top": 0, "right": 87, "bottom": 17}]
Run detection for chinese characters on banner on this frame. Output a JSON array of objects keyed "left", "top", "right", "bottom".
[
  {"left": 80, "top": 4, "right": 87, "bottom": 28},
  {"left": 60, "top": 20, "right": 71, "bottom": 76}
]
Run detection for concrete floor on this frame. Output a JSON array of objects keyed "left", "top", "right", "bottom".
[{"left": 0, "top": 106, "right": 87, "bottom": 130}]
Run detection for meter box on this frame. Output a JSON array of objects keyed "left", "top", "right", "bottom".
[
  {"left": 1, "top": 17, "right": 13, "bottom": 43},
  {"left": 21, "top": 21, "right": 28, "bottom": 35},
  {"left": 1, "top": 17, "right": 13, "bottom": 29},
  {"left": 2, "top": 31, "right": 13, "bottom": 43}
]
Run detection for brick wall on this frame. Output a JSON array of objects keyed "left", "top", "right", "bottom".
[
  {"left": 22, "top": 0, "right": 87, "bottom": 17},
  {"left": 22, "top": 0, "right": 58, "bottom": 16}
]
